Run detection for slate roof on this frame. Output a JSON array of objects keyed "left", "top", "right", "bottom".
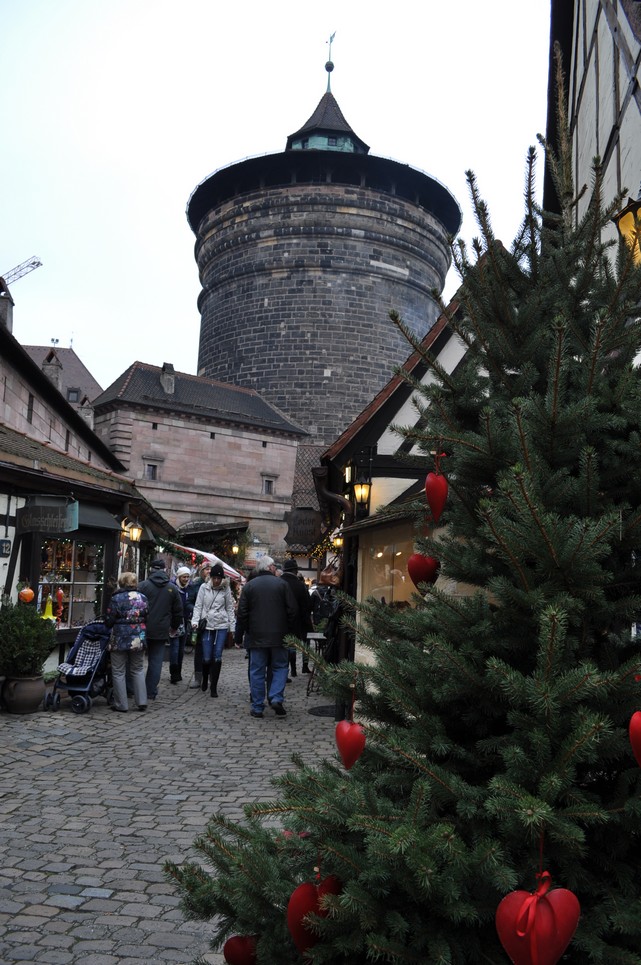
[
  {"left": 23, "top": 346, "right": 103, "bottom": 403},
  {"left": 93, "top": 362, "right": 308, "bottom": 437},
  {"left": 286, "top": 91, "right": 369, "bottom": 153}
]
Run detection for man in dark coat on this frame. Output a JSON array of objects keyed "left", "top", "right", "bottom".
[
  {"left": 138, "top": 558, "right": 183, "bottom": 700},
  {"left": 280, "top": 558, "right": 313, "bottom": 676},
  {"left": 235, "top": 555, "right": 297, "bottom": 719}
]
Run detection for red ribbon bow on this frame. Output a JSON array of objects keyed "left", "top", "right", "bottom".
[{"left": 515, "top": 871, "right": 552, "bottom": 965}]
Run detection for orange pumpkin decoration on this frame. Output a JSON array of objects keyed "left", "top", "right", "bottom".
[{"left": 18, "top": 587, "right": 35, "bottom": 604}]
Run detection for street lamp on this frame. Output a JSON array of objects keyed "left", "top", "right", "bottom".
[{"left": 612, "top": 196, "right": 641, "bottom": 265}]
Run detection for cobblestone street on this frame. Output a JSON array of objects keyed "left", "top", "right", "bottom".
[{"left": 0, "top": 649, "right": 336, "bottom": 963}]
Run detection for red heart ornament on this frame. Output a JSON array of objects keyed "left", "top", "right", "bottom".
[
  {"left": 287, "top": 876, "right": 341, "bottom": 954},
  {"left": 223, "top": 934, "right": 257, "bottom": 965},
  {"left": 629, "top": 711, "right": 641, "bottom": 766},
  {"left": 407, "top": 553, "right": 439, "bottom": 588},
  {"left": 496, "top": 877, "right": 580, "bottom": 965},
  {"left": 425, "top": 471, "right": 448, "bottom": 523},
  {"left": 335, "top": 720, "right": 366, "bottom": 770}
]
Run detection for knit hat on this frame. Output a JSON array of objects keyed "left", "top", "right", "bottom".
[
  {"left": 149, "top": 558, "right": 166, "bottom": 570},
  {"left": 283, "top": 558, "right": 298, "bottom": 573},
  {"left": 176, "top": 566, "right": 191, "bottom": 578},
  {"left": 210, "top": 563, "right": 225, "bottom": 579}
]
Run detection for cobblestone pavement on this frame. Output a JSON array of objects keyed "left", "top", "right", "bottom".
[{"left": 0, "top": 649, "right": 337, "bottom": 963}]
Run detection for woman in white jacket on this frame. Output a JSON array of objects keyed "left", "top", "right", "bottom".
[{"left": 191, "top": 563, "right": 236, "bottom": 697}]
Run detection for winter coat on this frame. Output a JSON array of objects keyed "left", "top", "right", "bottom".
[
  {"left": 235, "top": 571, "right": 297, "bottom": 649},
  {"left": 104, "top": 589, "right": 148, "bottom": 651},
  {"left": 137, "top": 570, "right": 183, "bottom": 640},
  {"left": 192, "top": 579, "right": 236, "bottom": 632},
  {"left": 280, "top": 572, "right": 313, "bottom": 640}
]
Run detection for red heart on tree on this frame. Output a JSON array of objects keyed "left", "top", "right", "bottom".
[
  {"left": 496, "top": 876, "right": 580, "bottom": 965},
  {"left": 425, "top": 471, "right": 448, "bottom": 523},
  {"left": 223, "top": 934, "right": 257, "bottom": 965},
  {"left": 629, "top": 711, "right": 641, "bottom": 766},
  {"left": 407, "top": 553, "right": 439, "bottom": 588},
  {"left": 287, "top": 876, "right": 341, "bottom": 954},
  {"left": 335, "top": 720, "right": 366, "bottom": 769}
]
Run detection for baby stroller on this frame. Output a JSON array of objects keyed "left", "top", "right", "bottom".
[{"left": 44, "top": 620, "right": 112, "bottom": 714}]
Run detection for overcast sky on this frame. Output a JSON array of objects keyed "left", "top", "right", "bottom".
[{"left": 2, "top": 1, "right": 551, "bottom": 392}]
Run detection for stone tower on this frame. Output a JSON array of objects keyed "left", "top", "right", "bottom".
[{"left": 187, "top": 63, "right": 460, "bottom": 447}]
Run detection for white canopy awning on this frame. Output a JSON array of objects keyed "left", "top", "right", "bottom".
[{"left": 161, "top": 541, "right": 244, "bottom": 583}]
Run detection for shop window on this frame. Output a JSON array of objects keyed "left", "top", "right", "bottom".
[
  {"left": 359, "top": 523, "right": 415, "bottom": 607},
  {"left": 38, "top": 538, "right": 105, "bottom": 629}
]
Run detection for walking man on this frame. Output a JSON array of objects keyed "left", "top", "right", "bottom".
[
  {"left": 235, "top": 555, "right": 297, "bottom": 719},
  {"left": 138, "top": 558, "right": 183, "bottom": 701},
  {"left": 280, "top": 558, "right": 313, "bottom": 676}
]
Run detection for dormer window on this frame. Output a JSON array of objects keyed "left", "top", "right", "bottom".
[
  {"left": 328, "top": 137, "right": 337, "bottom": 147},
  {"left": 67, "top": 388, "right": 80, "bottom": 403}
]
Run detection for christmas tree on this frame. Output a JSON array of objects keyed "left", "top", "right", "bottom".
[{"left": 166, "top": 61, "right": 641, "bottom": 964}]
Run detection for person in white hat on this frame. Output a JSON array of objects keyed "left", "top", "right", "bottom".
[{"left": 169, "top": 566, "right": 192, "bottom": 684}]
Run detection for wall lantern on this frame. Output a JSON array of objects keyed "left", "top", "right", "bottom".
[
  {"left": 353, "top": 476, "right": 371, "bottom": 507},
  {"left": 121, "top": 517, "right": 143, "bottom": 543},
  {"left": 612, "top": 196, "right": 641, "bottom": 265},
  {"left": 232, "top": 542, "right": 239, "bottom": 556},
  {"left": 332, "top": 532, "right": 344, "bottom": 549}
]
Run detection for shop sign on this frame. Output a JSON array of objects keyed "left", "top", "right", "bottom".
[
  {"left": 0, "top": 539, "right": 11, "bottom": 557},
  {"left": 16, "top": 499, "right": 79, "bottom": 534},
  {"left": 284, "top": 508, "right": 322, "bottom": 546}
]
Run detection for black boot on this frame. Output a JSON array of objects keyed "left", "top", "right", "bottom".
[
  {"left": 210, "top": 660, "right": 221, "bottom": 697},
  {"left": 289, "top": 652, "right": 297, "bottom": 678},
  {"left": 169, "top": 663, "right": 180, "bottom": 684},
  {"left": 201, "top": 662, "right": 210, "bottom": 692}
]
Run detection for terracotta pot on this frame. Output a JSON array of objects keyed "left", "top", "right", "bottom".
[{"left": 2, "top": 675, "right": 45, "bottom": 714}]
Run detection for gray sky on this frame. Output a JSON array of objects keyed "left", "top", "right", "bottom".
[{"left": 2, "top": 1, "right": 551, "bottom": 392}]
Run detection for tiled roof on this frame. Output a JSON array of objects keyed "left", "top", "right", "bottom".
[
  {"left": 23, "top": 346, "right": 103, "bottom": 402},
  {"left": 93, "top": 362, "right": 308, "bottom": 437},
  {"left": 0, "top": 422, "right": 138, "bottom": 494}
]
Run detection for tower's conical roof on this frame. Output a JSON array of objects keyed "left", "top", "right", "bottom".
[{"left": 286, "top": 91, "right": 369, "bottom": 154}]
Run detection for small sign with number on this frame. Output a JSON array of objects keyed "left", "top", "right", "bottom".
[{"left": 0, "top": 539, "right": 11, "bottom": 558}]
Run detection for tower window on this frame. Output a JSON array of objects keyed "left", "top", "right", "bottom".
[
  {"left": 210, "top": 432, "right": 216, "bottom": 439},
  {"left": 262, "top": 441, "right": 267, "bottom": 448},
  {"left": 152, "top": 423, "right": 158, "bottom": 430},
  {"left": 144, "top": 463, "right": 158, "bottom": 481},
  {"left": 263, "top": 479, "right": 274, "bottom": 496}
]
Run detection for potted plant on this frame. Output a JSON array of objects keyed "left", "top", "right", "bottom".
[{"left": 0, "top": 601, "right": 57, "bottom": 713}]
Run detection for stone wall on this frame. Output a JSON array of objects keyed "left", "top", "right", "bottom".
[
  {"left": 195, "top": 183, "right": 452, "bottom": 445},
  {"left": 93, "top": 406, "right": 298, "bottom": 552}
]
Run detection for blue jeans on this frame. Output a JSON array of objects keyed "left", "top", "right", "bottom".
[
  {"left": 145, "top": 639, "right": 167, "bottom": 699},
  {"left": 202, "top": 628, "right": 227, "bottom": 663},
  {"left": 249, "top": 646, "right": 288, "bottom": 713},
  {"left": 169, "top": 634, "right": 186, "bottom": 669}
]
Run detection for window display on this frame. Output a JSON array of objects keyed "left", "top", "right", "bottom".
[
  {"left": 38, "top": 538, "right": 105, "bottom": 628},
  {"left": 359, "top": 523, "right": 414, "bottom": 607}
]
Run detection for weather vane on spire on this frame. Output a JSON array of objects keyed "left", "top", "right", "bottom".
[{"left": 325, "top": 31, "right": 336, "bottom": 92}]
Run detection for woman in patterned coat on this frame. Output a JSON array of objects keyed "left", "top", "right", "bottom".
[{"left": 105, "top": 571, "right": 148, "bottom": 712}]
